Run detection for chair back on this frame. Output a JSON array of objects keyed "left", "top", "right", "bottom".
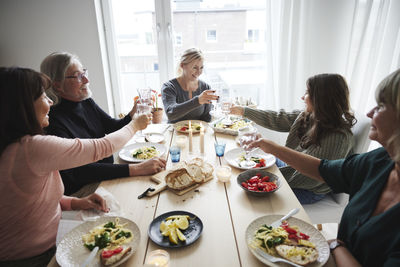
[{"left": 352, "top": 112, "right": 371, "bottom": 154}]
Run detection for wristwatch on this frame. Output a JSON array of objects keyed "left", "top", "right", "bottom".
[{"left": 329, "top": 240, "right": 344, "bottom": 251}]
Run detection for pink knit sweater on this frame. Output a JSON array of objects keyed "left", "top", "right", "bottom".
[{"left": 0, "top": 123, "right": 134, "bottom": 260}]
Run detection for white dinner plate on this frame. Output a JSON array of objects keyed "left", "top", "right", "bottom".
[
  {"left": 56, "top": 216, "right": 140, "bottom": 267},
  {"left": 174, "top": 120, "right": 207, "bottom": 134},
  {"left": 224, "top": 147, "right": 276, "bottom": 170},
  {"left": 119, "top": 142, "right": 166, "bottom": 162},
  {"left": 246, "top": 215, "right": 329, "bottom": 267}
]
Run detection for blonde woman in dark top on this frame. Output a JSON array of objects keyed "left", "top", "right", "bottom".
[
  {"left": 231, "top": 73, "right": 355, "bottom": 204},
  {"left": 161, "top": 48, "right": 219, "bottom": 123}
]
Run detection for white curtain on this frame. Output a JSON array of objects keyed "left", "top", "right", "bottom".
[{"left": 261, "top": 0, "right": 400, "bottom": 116}]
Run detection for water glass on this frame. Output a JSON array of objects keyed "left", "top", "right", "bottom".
[
  {"left": 169, "top": 146, "right": 181, "bottom": 163},
  {"left": 214, "top": 142, "right": 226, "bottom": 157}
]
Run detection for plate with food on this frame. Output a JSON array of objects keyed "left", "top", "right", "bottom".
[
  {"left": 148, "top": 210, "right": 203, "bottom": 248},
  {"left": 225, "top": 148, "right": 276, "bottom": 170},
  {"left": 119, "top": 142, "right": 166, "bottom": 162},
  {"left": 56, "top": 216, "right": 140, "bottom": 267},
  {"left": 174, "top": 120, "right": 206, "bottom": 134},
  {"left": 211, "top": 116, "right": 252, "bottom": 136},
  {"left": 246, "top": 215, "right": 329, "bottom": 267}
]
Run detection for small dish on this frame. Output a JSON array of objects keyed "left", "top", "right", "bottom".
[
  {"left": 145, "top": 132, "right": 165, "bottom": 143},
  {"left": 237, "top": 169, "right": 281, "bottom": 196},
  {"left": 148, "top": 210, "right": 203, "bottom": 248}
]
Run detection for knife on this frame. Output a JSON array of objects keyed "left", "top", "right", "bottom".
[
  {"left": 270, "top": 208, "right": 299, "bottom": 228},
  {"left": 80, "top": 246, "right": 99, "bottom": 267},
  {"left": 138, "top": 187, "right": 155, "bottom": 199}
]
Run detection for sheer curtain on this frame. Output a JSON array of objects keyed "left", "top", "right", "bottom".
[{"left": 261, "top": 0, "right": 400, "bottom": 116}]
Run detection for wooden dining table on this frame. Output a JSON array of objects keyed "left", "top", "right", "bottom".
[{"left": 49, "top": 122, "right": 335, "bottom": 267}]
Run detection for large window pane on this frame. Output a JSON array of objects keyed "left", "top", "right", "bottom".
[
  {"left": 171, "top": 0, "right": 267, "bottom": 105},
  {"left": 111, "top": 0, "right": 159, "bottom": 112}
]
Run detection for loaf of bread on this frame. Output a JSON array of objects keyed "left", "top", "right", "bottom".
[{"left": 275, "top": 244, "right": 318, "bottom": 266}]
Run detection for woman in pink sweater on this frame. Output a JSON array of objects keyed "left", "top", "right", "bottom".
[{"left": 0, "top": 67, "right": 150, "bottom": 266}]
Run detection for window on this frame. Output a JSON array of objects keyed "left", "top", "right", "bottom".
[
  {"left": 206, "top": 30, "right": 217, "bottom": 42},
  {"left": 247, "top": 29, "right": 260, "bottom": 42},
  {"left": 175, "top": 33, "right": 182, "bottom": 46},
  {"left": 104, "top": 0, "right": 268, "bottom": 115}
]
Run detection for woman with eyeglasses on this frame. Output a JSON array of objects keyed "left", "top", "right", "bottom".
[
  {"left": 246, "top": 69, "right": 400, "bottom": 267},
  {"left": 0, "top": 67, "right": 150, "bottom": 266},
  {"left": 230, "top": 74, "right": 356, "bottom": 204},
  {"left": 41, "top": 52, "right": 166, "bottom": 196},
  {"left": 161, "top": 47, "right": 219, "bottom": 123}
]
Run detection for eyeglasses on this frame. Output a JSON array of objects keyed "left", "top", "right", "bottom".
[{"left": 65, "top": 69, "right": 88, "bottom": 82}]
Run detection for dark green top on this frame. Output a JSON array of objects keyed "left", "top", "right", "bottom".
[{"left": 319, "top": 147, "right": 400, "bottom": 267}]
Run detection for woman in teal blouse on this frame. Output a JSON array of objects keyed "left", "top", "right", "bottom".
[{"left": 248, "top": 69, "right": 400, "bottom": 266}]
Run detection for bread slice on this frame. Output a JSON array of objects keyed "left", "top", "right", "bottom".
[
  {"left": 165, "top": 168, "right": 196, "bottom": 190},
  {"left": 100, "top": 246, "right": 131, "bottom": 266},
  {"left": 186, "top": 163, "right": 205, "bottom": 183},
  {"left": 202, "top": 162, "right": 214, "bottom": 177},
  {"left": 275, "top": 244, "right": 318, "bottom": 266},
  {"left": 189, "top": 157, "right": 204, "bottom": 167}
]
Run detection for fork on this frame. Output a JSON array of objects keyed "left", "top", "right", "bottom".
[{"left": 255, "top": 248, "right": 302, "bottom": 267}]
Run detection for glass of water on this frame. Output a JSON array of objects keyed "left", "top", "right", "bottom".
[
  {"left": 238, "top": 129, "right": 258, "bottom": 168},
  {"left": 135, "top": 88, "right": 152, "bottom": 139}
]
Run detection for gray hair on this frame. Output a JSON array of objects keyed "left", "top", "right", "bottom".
[
  {"left": 176, "top": 48, "right": 204, "bottom": 76},
  {"left": 40, "top": 52, "right": 81, "bottom": 105},
  {"left": 375, "top": 68, "right": 400, "bottom": 162}
]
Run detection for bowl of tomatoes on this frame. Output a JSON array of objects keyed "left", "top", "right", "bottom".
[{"left": 237, "top": 169, "right": 280, "bottom": 196}]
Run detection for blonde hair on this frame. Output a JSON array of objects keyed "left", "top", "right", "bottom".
[
  {"left": 176, "top": 48, "right": 204, "bottom": 76},
  {"left": 40, "top": 52, "right": 81, "bottom": 105},
  {"left": 375, "top": 68, "right": 400, "bottom": 161}
]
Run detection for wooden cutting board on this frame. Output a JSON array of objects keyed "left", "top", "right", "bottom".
[{"left": 147, "top": 166, "right": 214, "bottom": 197}]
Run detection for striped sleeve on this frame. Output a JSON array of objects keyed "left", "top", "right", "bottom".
[{"left": 244, "top": 108, "right": 301, "bottom": 132}]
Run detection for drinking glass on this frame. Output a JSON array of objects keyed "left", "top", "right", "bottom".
[
  {"left": 238, "top": 129, "right": 258, "bottom": 168},
  {"left": 135, "top": 88, "right": 152, "bottom": 139},
  {"left": 214, "top": 141, "right": 226, "bottom": 157},
  {"left": 169, "top": 146, "right": 181, "bottom": 163},
  {"left": 221, "top": 98, "right": 232, "bottom": 124}
]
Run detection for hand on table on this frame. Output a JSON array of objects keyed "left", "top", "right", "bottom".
[
  {"left": 129, "top": 157, "right": 167, "bottom": 176},
  {"left": 71, "top": 193, "right": 109, "bottom": 212}
]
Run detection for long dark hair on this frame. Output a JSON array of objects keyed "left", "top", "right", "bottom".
[
  {"left": 297, "top": 73, "right": 356, "bottom": 148},
  {"left": 0, "top": 67, "right": 51, "bottom": 154}
]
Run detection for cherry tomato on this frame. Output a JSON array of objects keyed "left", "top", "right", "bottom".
[
  {"left": 248, "top": 176, "right": 259, "bottom": 184},
  {"left": 261, "top": 176, "right": 270, "bottom": 182}
]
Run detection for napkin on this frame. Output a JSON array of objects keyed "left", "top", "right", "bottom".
[{"left": 78, "top": 187, "right": 125, "bottom": 221}]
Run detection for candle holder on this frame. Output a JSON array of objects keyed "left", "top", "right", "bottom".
[
  {"left": 175, "top": 135, "right": 187, "bottom": 149},
  {"left": 216, "top": 166, "right": 232, "bottom": 183},
  {"left": 145, "top": 249, "right": 170, "bottom": 267}
]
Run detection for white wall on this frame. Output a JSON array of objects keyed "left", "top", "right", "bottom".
[{"left": 0, "top": 0, "right": 112, "bottom": 113}]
